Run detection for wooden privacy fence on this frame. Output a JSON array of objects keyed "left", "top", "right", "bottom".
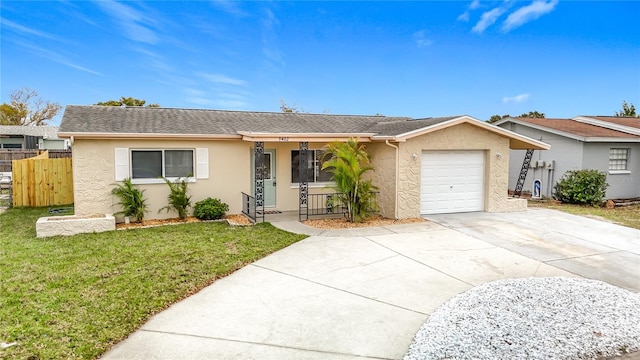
[
  {"left": 12, "top": 151, "right": 74, "bottom": 207},
  {"left": 0, "top": 149, "right": 72, "bottom": 172}
]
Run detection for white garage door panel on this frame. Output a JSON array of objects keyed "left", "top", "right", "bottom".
[{"left": 421, "top": 151, "right": 485, "bottom": 214}]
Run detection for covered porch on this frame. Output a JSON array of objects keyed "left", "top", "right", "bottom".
[{"left": 239, "top": 136, "right": 378, "bottom": 223}]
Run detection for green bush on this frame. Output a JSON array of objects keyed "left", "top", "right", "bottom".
[
  {"left": 193, "top": 197, "right": 229, "bottom": 220},
  {"left": 159, "top": 177, "right": 192, "bottom": 220},
  {"left": 111, "top": 178, "right": 148, "bottom": 222},
  {"left": 321, "top": 138, "right": 378, "bottom": 222},
  {"left": 553, "top": 169, "right": 608, "bottom": 205}
]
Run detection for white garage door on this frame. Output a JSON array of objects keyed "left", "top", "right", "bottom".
[{"left": 421, "top": 151, "right": 485, "bottom": 214}]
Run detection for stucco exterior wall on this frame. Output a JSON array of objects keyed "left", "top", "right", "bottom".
[
  {"left": 73, "top": 139, "right": 252, "bottom": 219},
  {"left": 266, "top": 142, "right": 336, "bottom": 212},
  {"left": 367, "top": 142, "right": 397, "bottom": 219},
  {"left": 397, "top": 123, "right": 512, "bottom": 218}
]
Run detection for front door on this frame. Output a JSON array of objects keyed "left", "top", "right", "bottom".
[{"left": 253, "top": 149, "right": 276, "bottom": 207}]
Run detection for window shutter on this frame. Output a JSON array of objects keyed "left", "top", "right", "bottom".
[
  {"left": 114, "top": 148, "right": 129, "bottom": 181},
  {"left": 196, "top": 148, "right": 209, "bottom": 179}
]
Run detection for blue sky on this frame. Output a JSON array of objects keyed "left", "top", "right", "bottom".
[{"left": 2, "top": 1, "right": 639, "bottom": 125}]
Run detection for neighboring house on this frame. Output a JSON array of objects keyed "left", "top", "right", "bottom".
[
  {"left": 494, "top": 116, "right": 640, "bottom": 199},
  {"left": 58, "top": 105, "right": 548, "bottom": 221},
  {"left": 0, "top": 125, "right": 69, "bottom": 150}
]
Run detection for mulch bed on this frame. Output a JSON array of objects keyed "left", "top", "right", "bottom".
[
  {"left": 116, "top": 214, "right": 252, "bottom": 230},
  {"left": 303, "top": 215, "right": 427, "bottom": 229},
  {"left": 115, "top": 214, "right": 426, "bottom": 230}
]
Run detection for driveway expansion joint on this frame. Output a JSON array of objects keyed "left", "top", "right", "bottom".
[
  {"left": 363, "top": 236, "right": 476, "bottom": 288},
  {"left": 138, "top": 329, "right": 394, "bottom": 360},
  {"left": 543, "top": 250, "right": 624, "bottom": 263},
  {"left": 250, "top": 263, "right": 430, "bottom": 316}
]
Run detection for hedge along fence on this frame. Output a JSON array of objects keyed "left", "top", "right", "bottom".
[{"left": 12, "top": 151, "right": 74, "bottom": 207}]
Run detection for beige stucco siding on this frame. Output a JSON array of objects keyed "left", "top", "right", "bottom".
[
  {"left": 268, "top": 142, "right": 337, "bottom": 212},
  {"left": 367, "top": 142, "right": 397, "bottom": 219},
  {"left": 73, "top": 124, "right": 516, "bottom": 220},
  {"left": 396, "top": 123, "right": 512, "bottom": 218},
  {"left": 73, "top": 139, "right": 252, "bottom": 219}
]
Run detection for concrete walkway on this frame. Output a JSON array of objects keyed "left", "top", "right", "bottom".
[{"left": 102, "top": 209, "right": 640, "bottom": 359}]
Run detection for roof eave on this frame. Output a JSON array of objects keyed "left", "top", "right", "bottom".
[
  {"left": 391, "top": 116, "right": 550, "bottom": 150},
  {"left": 583, "top": 137, "right": 640, "bottom": 143},
  {"left": 573, "top": 116, "right": 640, "bottom": 136},
  {"left": 493, "top": 118, "right": 586, "bottom": 142},
  {"left": 57, "top": 132, "right": 241, "bottom": 140},
  {"left": 237, "top": 132, "right": 375, "bottom": 142}
]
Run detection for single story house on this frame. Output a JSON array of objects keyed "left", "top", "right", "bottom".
[
  {"left": 0, "top": 125, "right": 69, "bottom": 150},
  {"left": 494, "top": 116, "right": 640, "bottom": 199},
  {"left": 58, "top": 105, "right": 549, "bottom": 221}
]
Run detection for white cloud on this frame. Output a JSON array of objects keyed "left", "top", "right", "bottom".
[
  {"left": 15, "top": 41, "right": 103, "bottom": 76},
  {"left": 502, "top": 93, "right": 530, "bottom": 103},
  {"left": 472, "top": 7, "right": 507, "bottom": 33},
  {"left": 261, "top": 7, "right": 285, "bottom": 68},
  {"left": 199, "top": 73, "right": 247, "bottom": 86},
  {"left": 1, "top": 18, "right": 60, "bottom": 41},
  {"left": 413, "top": 30, "right": 434, "bottom": 48},
  {"left": 131, "top": 47, "right": 173, "bottom": 72},
  {"left": 458, "top": 0, "right": 482, "bottom": 22},
  {"left": 210, "top": 0, "right": 248, "bottom": 17},
  {"left": 94, "top": 1, "right": 160, "bottom": 44},
  {"left": 502, "top": 0, "right": 559, "bottom": 32}
]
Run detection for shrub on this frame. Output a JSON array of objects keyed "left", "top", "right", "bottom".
[
  {"left": 111, "top": 178, "right": 147, "bottom": 222},
  {"left": 159, "top": 177, "right": 192, "bottom": 220},
  {"left": 553, "top": 169, "right": 608, "bottom": 205},
  {"left": 193, "top": 197, "right": 229, "bottom": 220},
  {"left": 321, "top": 138, "right": 379, "bottom": 222}
]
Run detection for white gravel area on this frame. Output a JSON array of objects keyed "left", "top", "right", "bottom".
[{"left": 404, "top": 277, "right": 640, "bottom": 360}]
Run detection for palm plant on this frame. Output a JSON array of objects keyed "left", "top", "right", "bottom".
[
  {"left": 159, "top": 177, "right": 192, "bottom": 220},
  {"left": 321, "top": 138, "right": 378, "bottom": 222},
  {"left": 111, "top": 178, "right": 148, "bottom": 223}
]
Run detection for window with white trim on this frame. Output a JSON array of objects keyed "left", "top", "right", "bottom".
[
  {"left": 131, "top": 149, "right": 193, "bottom": 179},
  {"left": 115, "top": 148, "right": 209, "bottom": 182},
  {"left": 609, "top": 148, "right": 629, "bottom": 171},
  {"left": 291, "top": 150, "right": 333, "bottom": 183}
]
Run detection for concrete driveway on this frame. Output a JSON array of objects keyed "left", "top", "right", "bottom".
[{"left": 102, "top": 208, "right": 639, "bottom": 359}]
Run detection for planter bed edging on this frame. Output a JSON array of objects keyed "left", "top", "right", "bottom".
[{"left": 36, "top": 214, "right": 116, "bottom": 238}]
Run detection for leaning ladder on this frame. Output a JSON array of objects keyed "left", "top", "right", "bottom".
[{"left": 513, "top": 149, "right": 535, "bottom": 197}]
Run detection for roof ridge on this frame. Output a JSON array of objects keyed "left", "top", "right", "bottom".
[{"left": 65, "top": 104, "right": 405, "bottom": 119}]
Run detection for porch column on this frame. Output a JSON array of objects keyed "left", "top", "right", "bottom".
[
  {"left": 254, "top": 141, "right": 265, "bottom": 221},
  {"left": 298, "top": 141, "right": 309, "bottom": 221}
]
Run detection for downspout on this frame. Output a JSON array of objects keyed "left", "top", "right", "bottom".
[{"left": 385, "top": 140, "right": 399, "bottom": 219}]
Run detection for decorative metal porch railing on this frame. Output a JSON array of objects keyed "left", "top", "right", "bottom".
[
  {"left": 241, "top": 192, "right": 264, "bottom": 223},
  {"left": 299, "top": 192, "right": 379, "bottom": 221}
]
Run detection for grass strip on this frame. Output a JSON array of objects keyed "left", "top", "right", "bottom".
[{"left": 529, "top": 201, "right": 640, "bottom": 230}]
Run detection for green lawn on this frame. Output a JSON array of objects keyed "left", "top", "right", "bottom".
[
  {"left": 0, "top": 207, "right": 306, "bottom": 359},
  {"left": 529, "top": 200, "right": 640, "bottom": 230}
]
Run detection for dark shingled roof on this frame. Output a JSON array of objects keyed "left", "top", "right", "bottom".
[
  {"left": 60, "top": 106, "right": 408, "bottom": 135},
  {"left": 58, "top": 105, "right": 461, "bottom": 137},
  {"left": 0, "top": 125, "right": 60, "bottom": 138},
  {"left": 369, "top": 116, "right": 461, "bottom": 136}
]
